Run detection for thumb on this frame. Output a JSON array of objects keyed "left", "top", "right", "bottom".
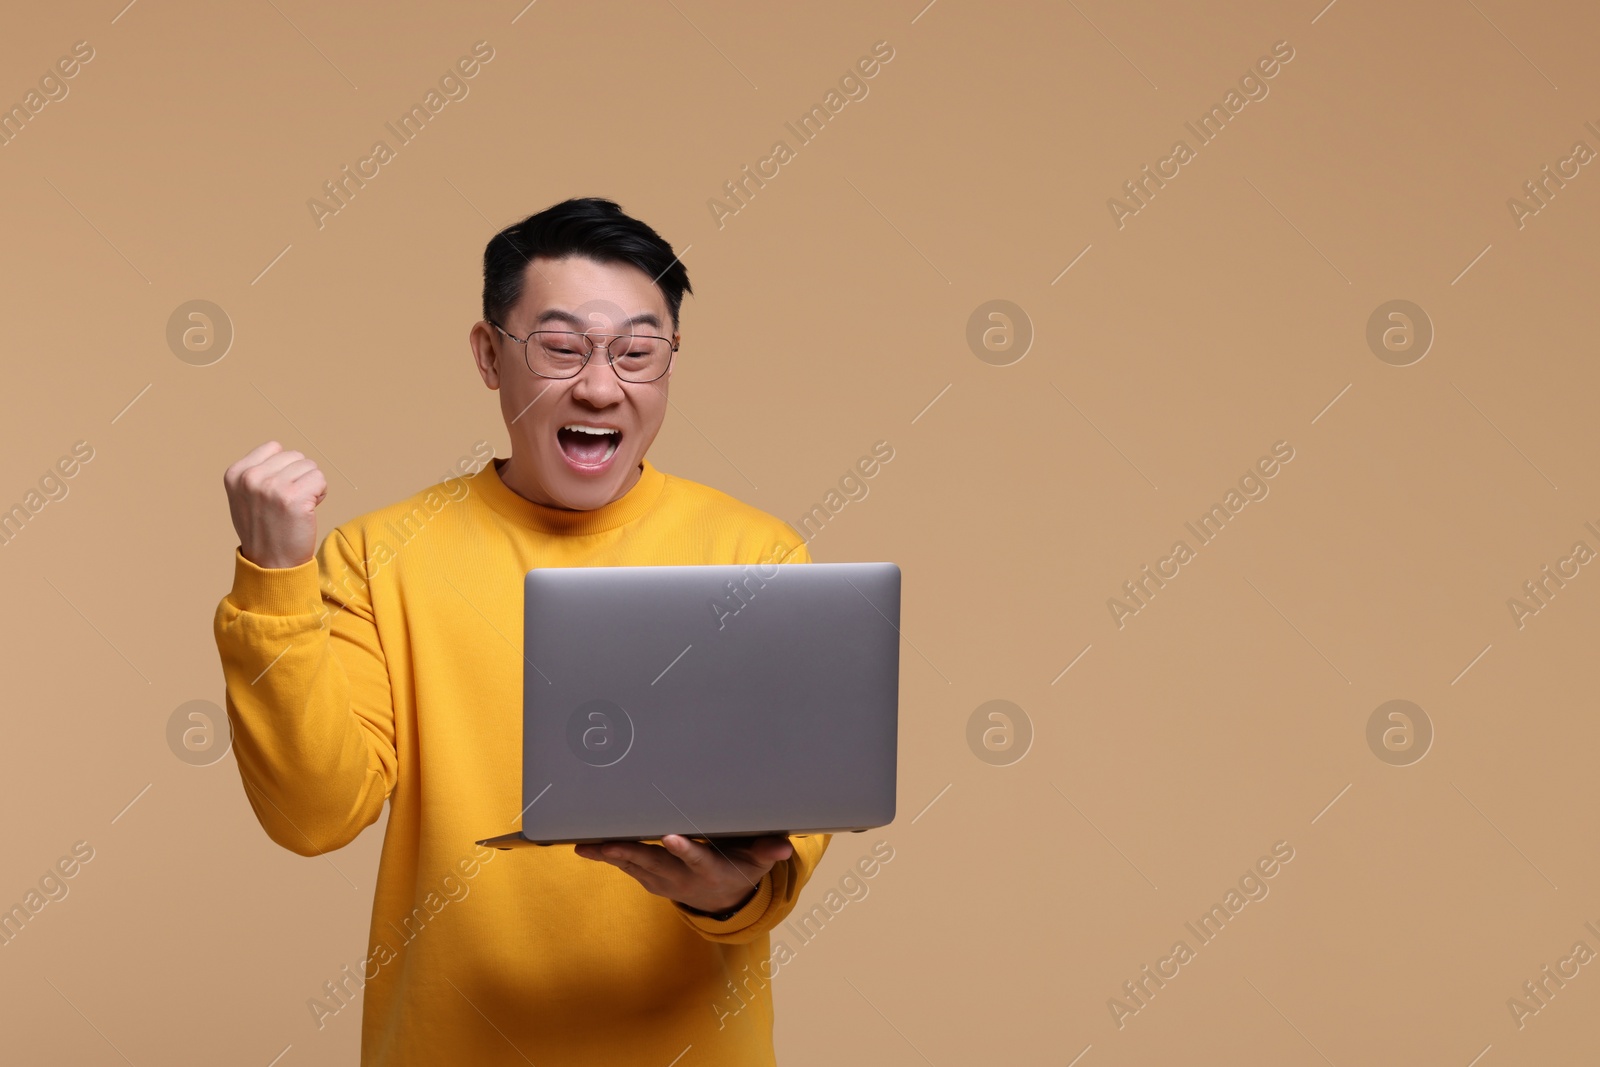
[
  {"left": 753, "top": 836, "right": 794, "bottom": 864},
  {"left": 661, "top": 834, "right": 709, "bottom": 870}
]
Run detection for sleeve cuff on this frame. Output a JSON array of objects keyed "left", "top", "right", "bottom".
[
  {"left": 227, "top": 548, "right": 323, "bottom": 616},
  {"left": 676, "top": 873, "right": 773, "bottom": 934}
]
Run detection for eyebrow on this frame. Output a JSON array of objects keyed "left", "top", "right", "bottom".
[{"left": 535, "top": 308, "right": 664, "bottom": 331}]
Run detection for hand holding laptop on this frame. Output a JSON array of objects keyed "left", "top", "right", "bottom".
[{"left": 575, "top": 833, "right": 795, "bottom": 914}]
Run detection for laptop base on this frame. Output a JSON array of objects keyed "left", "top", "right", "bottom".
[{"left": 474, "top": 827, "right": 870, "bottom": 850}]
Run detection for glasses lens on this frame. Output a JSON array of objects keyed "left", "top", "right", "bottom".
[
  {"left": 524, "top": 331, "right": 672, "bottom": 381},
  {"left": 529, "top": 332, "right": 589, "bottom": 377},
  {"left": 608, "top": 335, "right": 672, "bottom": 382}
]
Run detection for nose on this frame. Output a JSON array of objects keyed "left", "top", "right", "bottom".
[{"left": 568, "top": 337, "right": 626, "bottom": 404}]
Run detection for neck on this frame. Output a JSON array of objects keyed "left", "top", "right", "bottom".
[{"left": 497, "top": 453, "right": 642, "bottom": 511}]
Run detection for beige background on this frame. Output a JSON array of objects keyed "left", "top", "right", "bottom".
[{"left": 2, "top": 0, "right": 1597, "bottom": 1063}]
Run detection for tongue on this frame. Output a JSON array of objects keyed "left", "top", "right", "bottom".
[{"left": 559, "top": 428, "right": 614, "bottom": 465}]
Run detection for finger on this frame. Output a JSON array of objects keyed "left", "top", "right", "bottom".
[
  {"left": 608, "top": 844, "right": 665, "bottom": 876},
  {"left": 301, "top": 467, "right": 329, "bottom": 507},
  {"left": 752, "top": 835, "right": 795, "bottom": 863},
  {"left": 661, "top": 834, "right": 713, "bottom": 872},
  {"left": 224, "top": 441, "right": 283, "bottom": 488},
  {"left": 249, "top": 448, "right": 309, "bottom": 481},
  {"left": 694, "top": 838, "right": 780, "bottom": 886},
  {"left": 610, "top": 861, "right": 671, "bottom": 898},
  {"left": 277, "top": 457, "right": 320, "bottom": 485},
  {"left": 575, "top": 843, "right": 678, "bottom": 897},
  {"left": 600, "top": 841, "right": 677, "bottom": 877},
  {"left": 705, "top": 835, "right": 791, "bottom": 866},
  {"left": 574, "top": 841, "right": 637, "bottom": 862}
]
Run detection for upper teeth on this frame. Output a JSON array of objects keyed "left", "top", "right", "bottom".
[{"left": 563, "top": 425, "right": 619, "bottom": 435}]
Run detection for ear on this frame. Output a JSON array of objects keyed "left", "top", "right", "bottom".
[{"left": 469, "top": 321, "right": 501, "bottom": 390}]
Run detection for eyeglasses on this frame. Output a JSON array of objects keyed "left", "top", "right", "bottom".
[{"left": 487, "top": 320, "right": 678, "bottom": 383}]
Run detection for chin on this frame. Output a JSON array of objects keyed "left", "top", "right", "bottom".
[{"left": 541, "top": 453, "right": 636, "bottom": 510}]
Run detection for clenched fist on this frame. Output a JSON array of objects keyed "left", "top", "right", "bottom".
[{"left": 223, "top": 441, "right": 327, "bottom": 569}]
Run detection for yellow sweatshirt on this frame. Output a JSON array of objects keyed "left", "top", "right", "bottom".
[{"left": 212, "top": 454, "right": 830, "bottom": 1066}]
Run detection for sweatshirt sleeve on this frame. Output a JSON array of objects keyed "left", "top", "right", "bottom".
[
  {"left": 675, "top": 525, "right": 830, "bottom": 943},
  {"left": 212, "top": 528, "right": 399, "bottom": 856}
]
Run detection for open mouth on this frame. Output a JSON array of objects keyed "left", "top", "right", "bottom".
[{"left": 556, "top": 424, "right": 622, "bottom": 469}]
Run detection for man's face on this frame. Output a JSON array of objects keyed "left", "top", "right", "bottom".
[{"left": 470, "top": 255, "right": 676, "bottom": 510}]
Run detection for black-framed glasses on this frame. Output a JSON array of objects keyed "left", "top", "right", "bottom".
[{"left": 487, "top": 320, "right": 678, "bottom": 383}]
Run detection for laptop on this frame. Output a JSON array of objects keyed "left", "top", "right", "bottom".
[{"left": 476, "top": 561, "right": 901, "bottom": 848}]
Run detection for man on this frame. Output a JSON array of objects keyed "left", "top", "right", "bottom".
[{"left": 213, "top": 197, "right": 827, "bottom": 1065}]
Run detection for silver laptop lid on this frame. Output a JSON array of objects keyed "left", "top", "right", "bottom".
[{"left": 497, "top": 561, "right": 900, "bottom": 846}]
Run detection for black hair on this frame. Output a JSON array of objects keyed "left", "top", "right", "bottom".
[{"left": 481, "top": 197, "right": 692, "bottom": 332}]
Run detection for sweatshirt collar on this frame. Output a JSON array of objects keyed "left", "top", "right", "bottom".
[{"left": 470, "top": 454, "right": 667, "bottom": 535}]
